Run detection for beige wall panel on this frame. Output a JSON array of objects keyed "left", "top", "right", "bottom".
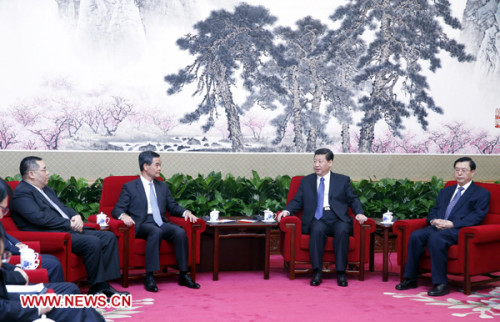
[{"left": 0, "top": 151, "right": 498, "bottom": 182}]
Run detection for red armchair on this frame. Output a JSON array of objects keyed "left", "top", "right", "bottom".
[
  {"left": 7, "top": 241, "right": 49, "bottom": 284},
  {"left": 88, "top": 176, "right": 206, "bottom": 287},
  {"left": 5, "top": 181, "right": 98, "bottom": 284},
  {"left": 393, "top": 181, "right": 500, "bottom": 294},
  {"left": 279, "top": 176, "right": 376, "bottom": 280}
]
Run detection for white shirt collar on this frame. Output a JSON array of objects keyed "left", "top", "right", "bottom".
[
  {"left": 457, "top": 180, "right": 472, "bottom": 192},
  {"left": 317, "top": 171, "right": 331, "bottom": 182}
]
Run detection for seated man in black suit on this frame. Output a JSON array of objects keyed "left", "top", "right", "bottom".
[
  {"left": 396, "top": 157, "right": 490, "bottom": 296},
  {"left": 0, "top": 179, "right": 105, "bottom": 321},
  {"left": 0, "top": 178, "right": 64, "bottom": 283},
  {"left": 112, "top": 150, "right": 200, "bottom": 292},
  {"left": 277, "top": 148, "right": 368, "bottom": 287},
  {"left": 10, "top": 156, "right": 128, "bottom": 297}
]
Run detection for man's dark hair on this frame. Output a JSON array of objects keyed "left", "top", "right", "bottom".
[
  {"left": 314, "top": 148, "right": 334, "bottom": 162},
  {"left": 19, "top": 156, "right": 42, "bottom": 178},
  {"left": 0, "top": 178, "right": 13, "bottom": 202},
  {"left": 454, "top": 157, "right": 476, "bottom": 171},
  {"left": 139, "top": 151, "right": 160, "bottom": 171}
]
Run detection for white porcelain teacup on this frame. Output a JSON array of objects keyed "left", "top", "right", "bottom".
[
  {"left": 20, "top": 248, "right": 40, "bottom": 270},
  {"left": 96, "top": 212, "right": 110, "bottom": 227},
  {"left": 210, "top": 209, "right": 220, "bottom": 222},
  {"left": 263, "top": 209, "right": 276, "bottom": 222},
  {"left": 382, "top": 210, "right": 393, "bottom": 223}
]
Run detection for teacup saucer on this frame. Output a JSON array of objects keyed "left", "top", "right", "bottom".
[{"left": 262, "top": 219, "right": 276, "bottom": 223}]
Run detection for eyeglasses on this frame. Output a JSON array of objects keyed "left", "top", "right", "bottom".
[
  {"left": 454, "top": 168, "right": 471, "bottom": 174},
  {"left": 33, "top": 169, "right": 48, "bottom": 173},
  {"left": 1, "top": 250, "right": 12, "bottom": 263},
  {"left": 0, "top": 205, "right": 8, "bottom": 215}
]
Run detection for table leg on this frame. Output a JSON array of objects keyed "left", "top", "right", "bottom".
[
  {"left": 264, "top": 227, "right": 270, "bottom": 279},
  {"left": 369, "top": 232, "right": 375, "bottom": 272},
  {"left": 213, "top": 227, "right": 220, "bottom": 281},
  {"left": 382, "top": 227, "right": 389, "bottom": 282}
]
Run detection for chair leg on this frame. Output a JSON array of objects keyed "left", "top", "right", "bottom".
[
  {"left": 122, "top": 267, "right": 129, "bottom": 288},
  {"left": 358, "top": 262, "right": 365, "bottom": 281},
  {"left": 190, "top": 223, "right": 199, "bottom": 282},
  {"left": 289, "top": 260, "right": 296, "bottom": 280},
  {"left": 288, "top": 223, "right": 296, "bottom": 280},
  {"left": 359, "top": 224, "right": 366, "bottom": 281},
  {"left": 464, "top": 235, "right": 471, "bottom": 295},
  {"left": 121, "top": 227, "right": 130, "bottom": 288}
]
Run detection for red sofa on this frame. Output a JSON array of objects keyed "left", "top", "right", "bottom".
[
  {"left": 279, "top": 176, "right": 376, "bottom": 280},
  {"left": 393, "top": 181, "right": 500, "bottom": 294},
  {"left": 87, "top": 176, "right": 206, "bottom": 287}
]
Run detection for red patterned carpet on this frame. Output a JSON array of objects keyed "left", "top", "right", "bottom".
[{"left": 99, "top": 254, "right": 500, "bottom": 321}]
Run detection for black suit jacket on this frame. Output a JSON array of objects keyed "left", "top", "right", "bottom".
[
  {"left": 0, "top": 268, "right": 39, "bottom": 321},
  {"left": 426, "top": 182, "right": 490, "bottom": 228},
  {"left": 10, "top": 181, "right": 79, "bottom": 232},
  {"left": 285, "top": 172, "right": 364, "bottom": 234},
  {"left": 111, "top": 178, "right": 186, "bottom": 234},
  {"left": 0, "top": 223, "right": 21, "bottom": 255}
]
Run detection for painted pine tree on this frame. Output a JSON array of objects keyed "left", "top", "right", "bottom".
[
  {"left": 164, "top": 4, "right": 280, "bottom": 152},
  {"left": 331, "top": 0, "right": 474, "bottom": 152}
]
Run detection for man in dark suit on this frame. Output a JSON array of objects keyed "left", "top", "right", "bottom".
[
  {"left": 0, "top": 178, "right": 64, "bottom": 283},
  {"left": 0, "top": 178, "right": 105, "bottom": 321},
  {"left": 112, "top": 150, "right": 200, "bottom": 292},
  {"left": 396, "top": 157, "right": 491, "bottom": 296},
  {"left": 277, "top": 148, "right": 367, "bottom": 287},
  {"left": 10, "top": 156, "right": 128, "bottom": 297}
]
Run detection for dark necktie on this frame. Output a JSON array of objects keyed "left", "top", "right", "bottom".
[
  {"left": 149, "top": 182, "right": 163, "bottom": 226},
  {"left": 444, "top": 186, "right": 464, "bottom": 220},
  {"left": 314, "top": 177, "right": 325, "bottom": 220}
]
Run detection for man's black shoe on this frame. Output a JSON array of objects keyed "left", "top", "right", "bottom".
[
  {"left": 178, "top": 274, "right": 200, "bottom": 289},
  {"left": 337, "top": 272, "right": 348, "bottom": 287},
  {"left": 90, "top": 284, "right": 130, "bottom": 298},
  {"left": 144, "top": 275, "right": 158, "bottom": 292},
  {"left": 427, "top": 284, "right": 450, "bottom": 297},
  {"left": 395, "top": 279, "right": 418, "bottom": 290},
  {"left": 310, "top": 271, "right": 322, "bottom": 286}
]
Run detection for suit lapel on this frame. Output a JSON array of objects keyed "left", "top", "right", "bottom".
[
  {"left": 328, "top": 172, "right": 335, "bottom": 200},
  {"left": 309, "top": 175, "right": 318, "bottom": 202},
  {"left": 135, "top": 179, "right": 149, "bottom": 212}
]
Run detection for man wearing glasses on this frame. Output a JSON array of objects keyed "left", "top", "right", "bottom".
[
  {"left": 10, "top": 156, "right": 128, "bottom": 298},
  {"left": 395, "top": 157, "right": 491, "bottom": 296}
]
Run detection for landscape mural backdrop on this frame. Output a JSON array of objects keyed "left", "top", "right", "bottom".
[{"left": 0, "top": 0, "right": 499, "bottom": 154}]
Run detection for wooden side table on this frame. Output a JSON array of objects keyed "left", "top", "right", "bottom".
[
  {"left": 205, "top": 217, "right": 277, "bottom": 281},
  {"left": 369, "top": 218, "right": 396, "bottom": 282}
]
